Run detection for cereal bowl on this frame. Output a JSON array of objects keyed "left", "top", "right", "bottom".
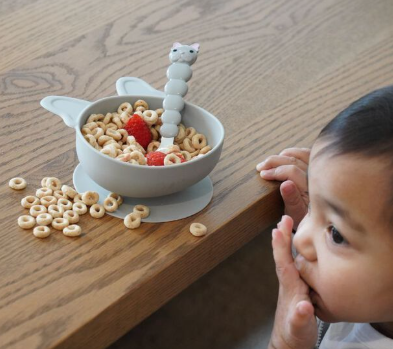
[{"left": 40, "top": 77, "right": 225, "bottom": 198}]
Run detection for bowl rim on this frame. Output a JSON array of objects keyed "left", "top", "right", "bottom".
[{"left": 75, "top": 95, "right": 225, "bottom": 169}]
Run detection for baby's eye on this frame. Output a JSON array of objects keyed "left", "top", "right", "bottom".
[
  {"left": 328, "top": 225, "right": 346, "bottom": 245},
  {"left": 173, "top": 49, "right": 177, "bottom": 52},
  {"left": 190, "top": 50, "right": 194, "bottom": 53}
]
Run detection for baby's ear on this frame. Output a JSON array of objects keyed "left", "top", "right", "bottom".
[
  {"left": 190, "top": 43, "right": 200, "bottom": 52},
  {"left": 172, "top": 42, "right": 182, "bottom": 49}
]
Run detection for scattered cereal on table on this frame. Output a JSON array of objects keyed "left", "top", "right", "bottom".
[
  {"left": 124, "top": 212, "right": 141, "bottom": 229},
  {"left": 33, "top": 226, "right": 51, "bottom": 239},
  {"left": 190, "top": 223, "right": 207, "bottom": 237},
  {"left": 9, "top": 177, "right": 27, "bottom": 190}
]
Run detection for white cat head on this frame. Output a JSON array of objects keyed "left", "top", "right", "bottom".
[{"left": 169, "top": 42, "right": 199, "bottom": 65}]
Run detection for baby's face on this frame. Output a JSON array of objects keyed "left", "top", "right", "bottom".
[{"left": 293, "top": 141, "right": 393, "bottom": 323}]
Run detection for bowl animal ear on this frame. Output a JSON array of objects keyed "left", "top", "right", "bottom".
[
  {"left": 172, "top": 42, "right": 182, "bottom": 49},
  {"left": 190, "top": 43, "right": 200, "bottom": 52}
]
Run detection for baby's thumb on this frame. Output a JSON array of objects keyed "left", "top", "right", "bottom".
[{"left": 280, "top": 181, "right": 306, "bottom": 229}]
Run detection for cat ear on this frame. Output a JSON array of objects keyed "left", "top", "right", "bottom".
[
  {"left": 190, "top": 43, "right": 200, "bottom": 52},
  {"left": 172, "top": 42, "right": 182, "bottom": 49}
]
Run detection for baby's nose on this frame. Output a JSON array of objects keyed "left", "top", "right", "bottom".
[{"left": 293, "top": 223, "right": 317, "bottom": 262}]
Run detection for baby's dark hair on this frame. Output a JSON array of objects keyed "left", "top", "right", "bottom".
[
  {"left": 316, "top": 85, "right": 393, "bottom": 160},
  {"left": 315, "top": 85, "right": 393, "bottom": 221}
]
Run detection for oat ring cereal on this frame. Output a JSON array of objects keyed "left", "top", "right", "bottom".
[
  {"left": 96, "top": 121, "right": 106, "bottom": 131},
  {"left": 180, "top": 151, "right": 192, "bottom": 161},
  {"left": 57, "top": 198, "right": 73, "bottom": 211},
  {"left": 63, "top": 210, "right": 79, "bottom": 224},
  {"left": 186, "top": 127, "right": 197, "bottom": 139},
  {"left": 199, "top": 145, "right": 212, "bottom": 155},
  {"left": 120, "top": 111, "right": 131, "bottom": 125},
  {"left": 90, "top": 204, "right": 105, "bottom": 218},
  {"left": 142, "top": 110, "right": 158, "bottom": 126},
  {"left": 103, "top": 113, "right": 114, "bottom": 124},
  {"left": 106, "top": 122, "right": 118, "bottom": 131},
  {"left": 109, "top": 193, "right": 123, "bottom": 206},
  {"left": 129, "top": 151, "right": 146, "bottom": 165},
  {"left": 133, "top": 99, "right": 149, "bottom": 110},
  {"left": 112, "top": 116, "right": 123, "bottom": 129},
  {"left": 118, "top": 102, "right": 133, "bottom": 114},
  {"left": 30, "top": 205, "right": 47, "bottom": 217},
  {"left": 53, "top": 190, "right": 67, "bottom": 200},
  {"left": 41, "top": 177, "right": 49, "bottom": 187},
  {"left": 84, "top": 134, "right": 98, "bottom": 148},
  {"left": 52, "top": 217, "right": 69, "bottom": 231},
  {"left": 73, "top": 202, "right": 87, "bottom": 215},
  {"left": 147, "top": 141, "right": 160, "bottom": 153},
  {"left": 124, "top": 213, "right": 141, "bottom": 229},
  {"left": 63, "top": 224, "right": 82, "bottom": 237},
  {"left": 48, "top": 205, "right": 64, "bottom": 218},
  {"left": 150, "top": 127, "right": 159, "bottom": 141},
  {"left": 190, "top": 149, "right": 200, "bottom": 157},
  {"left": 167, "top": 145, "right": 181, "bottom": 154},
  {"left": 46, "top": 177, "right": 62, "bottom": 191},
  {"left": 87, "top": 113, "right": 104, "bottom": 123},
  {"left": 61, "top": 185, "right": 77, "bottom": 199},
  {"left": 164, "top": 153, "right": 181, "bottom": 166},
  {"left": 101, "top": 146, "right": 117, "bottom": 158},
  {"left": 175, "top": 126, "right": 186, "bottom": 143},
  {"left": 84, "top": 122, "right": 98, "bottom": 131},
  {"left": 182, "top": 138, "right": 196, "bottom": 153},
  {"left": 9, "top": 177, "right": 27, "bottom": 190},
  {"left": 82, "top": 128, "right": 92, "bottom": 136},
  {"left": 40, "top": 196, "right": 57, "bottom": 207},
  {"left": 33, "top": 226, "right": 51, "bottom": 238},
  {"left": 190, "top": 223, "right": 207, "bottom": 237},
  {"left": 133, "top": 205, "right": 150, "bottom": 219},
  {"left": 92, "top": 127, "right": 104, "bottom": 139},
  {"left": 21, "top": 196, "right": 40, "bottom": 209},
  {"left": 192, "top": 134, "right": 207, "bottom": 149},
  {"left": 118, "top": 129, "right": 128, "bottom": 143},
  {"left": 156, "top": 108, "right": 164, "bottom": 117},
  {"left": 36, "top": 213, "right": 53, "bottom": 226},
  {"left": 73, "top": 193, "right": 83, "bottom": 203},
  {"left": 98, "top": 135, "right": 112, "bottom": 146},
  {"left": 18, "top": 215, "right": 35, "bottom": 229},
  {"left": 103, "top": 197, "right": 118, "bottom": 212},
  {"left": 82, "top": 191, "right": 99, "bottom": 206},
  {"left": 117, "top": 153, "right": 132, "bottom": 162},
  {"left": 36, "top": 187, "right": 53, "bottom": 198}
]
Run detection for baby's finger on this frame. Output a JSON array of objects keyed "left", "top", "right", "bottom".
[
  {"left": 280, "top": 148, "right": 311, "bottom": 165},
  {"left": 259, "top": 165, "right": 307, "bottom": 191},
  {"left": 280, "top": 181, "right": 308, "bottom": 229},
  {"left": 272, "top": 216, "right": 296, "bottom": 287},
  {"left": 288, "top": 300, "right": 316, "bottom": 342},
  {"left": 256, "top": 155, "right": 308, "bottom": 172}
]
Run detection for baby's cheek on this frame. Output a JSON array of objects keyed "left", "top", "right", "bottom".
[{"left": 317, "top": 266, "right": 371, "bottom": 322}]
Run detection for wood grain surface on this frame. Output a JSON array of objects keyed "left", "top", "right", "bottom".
[{"left": 1, "top": 0, "right": 393, "bottom": 348}]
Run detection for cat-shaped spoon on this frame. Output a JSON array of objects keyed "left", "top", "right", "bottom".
[{"left": 158, "top": 42, "right": 200, "bottom": 151}]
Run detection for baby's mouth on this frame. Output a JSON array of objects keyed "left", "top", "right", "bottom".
[{"left": 308, "top": 287, "right": 319, "bottom": 305}]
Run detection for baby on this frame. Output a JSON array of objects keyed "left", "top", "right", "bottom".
[{"left": 256, "top": 85, "right": 393, "bottom": 348}]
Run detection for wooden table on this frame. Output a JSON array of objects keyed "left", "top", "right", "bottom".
[{"left": 1, "top": 0, "right": 393, "bottom": 348}]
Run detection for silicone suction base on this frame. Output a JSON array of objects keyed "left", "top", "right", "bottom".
[{"left": 73, "top": 164, "right": 213, "bottom": 223}]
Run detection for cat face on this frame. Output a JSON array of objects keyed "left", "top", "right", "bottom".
[{"left": 169, "top": 42, "right": 199, "bottom": 65}]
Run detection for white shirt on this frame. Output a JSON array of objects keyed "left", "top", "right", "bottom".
[{"left": 319, "top": 322, "right": 393, "bottom": 349}]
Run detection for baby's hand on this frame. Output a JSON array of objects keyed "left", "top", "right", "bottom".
[
  {"left": 256, "top": 148, "right": 310, "bottom": 229},
  {"left": 268, "top": 215, "right": 317, "bottom": 349}
]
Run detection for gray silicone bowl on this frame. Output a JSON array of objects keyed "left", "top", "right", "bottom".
[{"left": 40, "top": 77, "right": 225, "bottom": 198}]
